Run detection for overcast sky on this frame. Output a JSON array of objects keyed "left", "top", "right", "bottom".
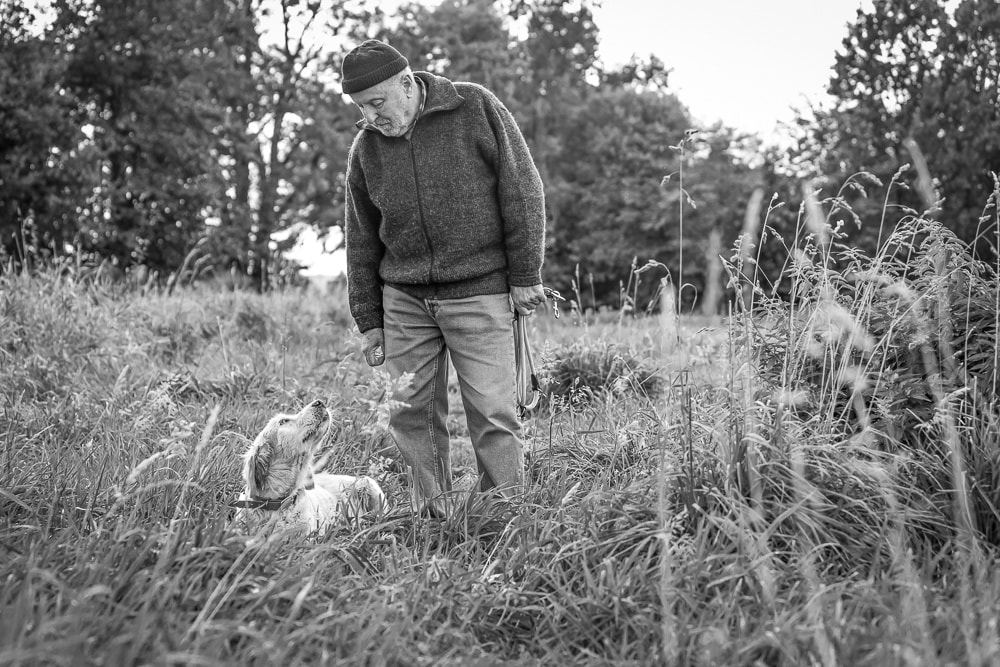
[{"left": 592, "top": 0, "right": 873, "bottom": 139}]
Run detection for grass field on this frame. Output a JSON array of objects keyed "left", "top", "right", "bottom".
[{"left": 2, "top": 209, "right": 1000, "bottom": 665}]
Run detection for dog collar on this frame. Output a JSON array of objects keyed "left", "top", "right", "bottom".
[{"left": 230, "top": 494, "right": 294, "bottom": 511}]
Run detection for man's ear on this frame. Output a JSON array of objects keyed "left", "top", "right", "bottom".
[
  {"left": 247, "top": 439, "right": 273, "bottom": 496},
  {"left": 402, "top": 73, "right": 413, "bottom": 95}
]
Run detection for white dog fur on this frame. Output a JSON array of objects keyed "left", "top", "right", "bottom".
[{"left": 232, "top": 399, "right": 387, "bottom": 535}]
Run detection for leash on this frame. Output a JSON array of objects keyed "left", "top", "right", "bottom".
[
  {"left": 514, "top": 312, "right": 540, "bottom": 414},
  {"left": 514, "top": 287, "right": 564, "bottom": 416},
  {"left": 229, "top": 493, "right": 296, "bottom": 511}
]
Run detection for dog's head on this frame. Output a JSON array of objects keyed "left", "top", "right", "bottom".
[{"left": 243, "top": 400, "right": 331, "bottom": 499}]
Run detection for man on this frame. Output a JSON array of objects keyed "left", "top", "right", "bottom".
[{"left": 341, "top": 39, "right": 546, "bottom": 516}]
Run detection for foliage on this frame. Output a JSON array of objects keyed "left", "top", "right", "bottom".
[
  {"left": 679, "top": 128, "right": 765, "bottom": 313},
  {"left": 792, "top": 0, "right": 1000, "bottom": 251},
  {"left": 0, "top": 0, "right": 364, "bottom": 286},
  {"left": 0, "top": 2, "right": 84, "bottom": 263},
  {"left": 1, "top": 0, "right": 769, "bottom": 309},
  {"left": 51, "top": 0, "right": 230, "bottom": 271},
  {"left": 379, "top": 0, "right": 523, "bottom": 101},
  {"left": 538, "top": 336, "right": 662, "bottom": 408},
  {"left": 543, "top": 86, "right": 686, "bottom": 305},
  {"left": 222, "top": 0, "right": 364, "bottom": 285}
]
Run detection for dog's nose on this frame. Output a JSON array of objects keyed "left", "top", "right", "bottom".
[{"left": 311, "top": 399, "right": 324, "bottom": 408}]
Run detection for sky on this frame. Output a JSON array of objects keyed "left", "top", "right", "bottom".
[{"left": 590, "top": 0, "right": 872, "bottom": 139}]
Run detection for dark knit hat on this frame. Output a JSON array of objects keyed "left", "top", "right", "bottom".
[{"left": 341, "top": 40, "right": 409, "bottom": 94}]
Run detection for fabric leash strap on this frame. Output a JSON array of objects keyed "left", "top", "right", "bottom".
[{"left": 514, "top": 312, "right": 540, "bottom": 413}]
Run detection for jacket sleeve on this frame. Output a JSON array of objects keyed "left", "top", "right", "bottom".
[
  {"left": 483, "top": 93, "right": 546, "bottom": 287},
  {"left": 345, "top": 141, "right": 385, "bottom": 332}
]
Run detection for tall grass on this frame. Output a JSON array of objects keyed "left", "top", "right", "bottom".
[{"left": 3, "top": 176, "right": 1000, "bottom": 666}]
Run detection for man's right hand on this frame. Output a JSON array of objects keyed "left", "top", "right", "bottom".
[{"left": 363, "top": 327, "right": 386, "bottom": 366}]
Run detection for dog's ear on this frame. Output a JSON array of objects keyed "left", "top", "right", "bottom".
[{"left": 246, "top": 438, "right": 274, "bottom": 497}]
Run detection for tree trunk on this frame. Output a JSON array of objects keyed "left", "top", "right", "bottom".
[
  {"left": 699, "top": 226, "right": 723, "bottom": 316},
  {"left": 254, "top": 105, "right": 284, "bottom": 291}
]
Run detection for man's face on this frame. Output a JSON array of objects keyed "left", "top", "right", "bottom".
[{"left": 351, "top": 74, "right": 416, "bottom": 137}]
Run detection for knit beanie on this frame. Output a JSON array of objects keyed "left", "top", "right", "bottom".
[{"left": 341, "top": 40, "right": 409, "bottom": 94}]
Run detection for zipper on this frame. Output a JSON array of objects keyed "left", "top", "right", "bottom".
[{"left": 408, "top": 138, "right": 435, "bottom": 283}]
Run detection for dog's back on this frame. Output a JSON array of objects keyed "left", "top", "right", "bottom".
[
  {"left": 314, "top": 473, "right": 388, "bottom": 521},
  {"left": 233, "top": 476, "right": 386, "bottom": 536}
]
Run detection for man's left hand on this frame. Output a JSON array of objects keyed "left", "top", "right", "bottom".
[{"left": 511, "top": 284, "right": 545, "bottom": 315}]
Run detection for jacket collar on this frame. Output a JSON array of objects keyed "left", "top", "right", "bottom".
[
  {"left": 355, "top": 71, "right": 465, "bottom": 133},
  {"left": 414, "top": 71, "right": 465, "bottom": 116}
]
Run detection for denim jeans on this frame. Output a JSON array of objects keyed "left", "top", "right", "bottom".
[{"left": 382, "top": 285, "right": 524, "bottom": 514}]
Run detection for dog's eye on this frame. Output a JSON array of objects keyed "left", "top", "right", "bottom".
[{"left": 278, "top": 418, "right": 291, "bottom": 425}]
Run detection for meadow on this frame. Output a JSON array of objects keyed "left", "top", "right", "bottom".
[{"left": 2, "top": 199, "right": 1000, "bottom": 665}]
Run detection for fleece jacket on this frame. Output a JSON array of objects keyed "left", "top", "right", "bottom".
[{"left": 344, "top": 71, "right": 546, "bottom": 333}]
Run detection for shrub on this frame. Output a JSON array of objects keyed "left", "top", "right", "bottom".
[
  {"left": 734, "top": 211, "right": 1000, "bottom": 548},
  {"left": 538, "top": 337, "right": 662, "bottom": 408}
]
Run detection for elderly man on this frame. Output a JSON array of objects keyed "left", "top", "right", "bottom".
[{"left": 341, "top": 39, "right": 546, "bottom": 516}]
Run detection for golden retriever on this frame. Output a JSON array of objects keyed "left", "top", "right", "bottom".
[{"left": 231, "top": 399, "right": 387, "bottom": 535}]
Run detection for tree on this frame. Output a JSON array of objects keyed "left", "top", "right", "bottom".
[
  {"left": 506, "top": 0, "right": 600, "bottom": 235},
  {"left": 543, "top": 85, "right": 691, "bottom": 308},
  {"left": 677, "top": 127, "right": 764, "bottom": 314},
  {"left": 378, "top": 0, "right": 523, "bottom": 104},
  {"left": 195, "top": 0, "right": 362, "bottom": 287},
  {"left": 49, "top": 0, "right": 244, "bottom": 272},
  {"left": 599, "top": 53, "right": 671, "bottom": 94},
  {"left": 0, "top": 1, "right": 86, "bottom": 265},
  {"left": 24, "top": 0, "right": 364, "bottom": 285},
  {"left": 795, "top": 0, "right": 1000, "bottom": 253},
  {"left": 924, "top": 0, "right": 1000, "bottom": 246}
]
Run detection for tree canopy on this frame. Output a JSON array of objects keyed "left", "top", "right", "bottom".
[
  {"left": 2, "top": 0, "right": 995, "bottom": 309},
  {"left": 793, "top": 0, "right": 999, "bottom": 251}
]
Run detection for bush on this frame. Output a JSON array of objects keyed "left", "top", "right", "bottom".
[
  {"left": 539, "top": 337, "right": 662, "bottom": 408},
  {"left": 734, "top": 213, "right": 1000, "bottom": 547}
]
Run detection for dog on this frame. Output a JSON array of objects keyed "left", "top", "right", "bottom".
[{"left": 231, "top": 399, "right": 387, "bottom": 536}]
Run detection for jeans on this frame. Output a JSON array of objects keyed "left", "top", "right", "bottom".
[{"left": 382, "top": 285, "right": 524, "bottom": 514}]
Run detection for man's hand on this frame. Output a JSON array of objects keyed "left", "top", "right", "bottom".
[
  {"left": 362, "top": 327, "right": 385, "bottom": 366},
  {"left": 511, "top": 284, "right": 545, "bottom": 315}
]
